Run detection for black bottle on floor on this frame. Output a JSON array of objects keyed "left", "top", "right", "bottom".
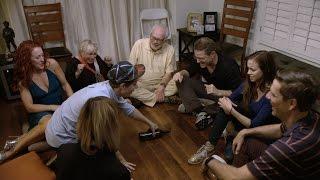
[{"left": 138, "top": 129, "right": 170, "bottom": 141}]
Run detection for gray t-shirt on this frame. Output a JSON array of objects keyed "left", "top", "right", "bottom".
[{"left": 45, "top": 81, "right": 135, "bottom": 148}]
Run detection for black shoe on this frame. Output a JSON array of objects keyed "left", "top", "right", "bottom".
[{"left": 224, "top": 136, "right": 234, "bottom": 164}]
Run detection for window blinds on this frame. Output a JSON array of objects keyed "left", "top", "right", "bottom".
[{"left": 260, "top": 0, "right": 320, "bottom": 64}]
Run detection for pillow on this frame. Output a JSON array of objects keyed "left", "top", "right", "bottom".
[{"left": 0, "top": 151, "right": 55, "bottom": 180}]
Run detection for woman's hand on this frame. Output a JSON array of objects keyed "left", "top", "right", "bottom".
[
  {"left": 75, "top": 64, "right": 85, "bottom": 78},
  {"left": 218, "top": 97, "right": 233, "bottom": 115},
  {"left": 121, "top": 160, "right": 136, "bottom": 172},
  {"left": 49, "top": 105, "right": 60, "bottom": 111},
  {"left": 104, "top": 56, "right": 113, "bottom": 67}
]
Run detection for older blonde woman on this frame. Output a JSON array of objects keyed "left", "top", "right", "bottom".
[
  {"left": 66, "top": 40, "right": 113, "bottom": 92},
  {"left": 55, "top": 96, "right": 131, "bottom": 180}
]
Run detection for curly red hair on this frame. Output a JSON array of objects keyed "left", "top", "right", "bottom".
[{"left": 14, "top": 40, "right": 48, "bottom": 87}]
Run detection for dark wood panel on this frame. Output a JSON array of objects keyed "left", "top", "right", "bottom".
[
  {"left": 33, "top": 31, "right": 65, "bottom": 43},
  {"left": 223, "top": 18, "right": 250, "bottom": 29},
  {"left": 225, "top": 0, "right": 255, "bottom": 8},
  {"left": 223, "top": 8, "right": 251, "bottom": 18},
  {"left": 30, "top": 22, "right": 63, "bottom": 33},
  {"left": 24, "top": 3, "right": 60, "bottom": 13},
  {"left": 27, "top": 13, "right": 62, "bottom": 23},
  {"left": 222, "top": 27, "right": 248, "bottom": 39}
]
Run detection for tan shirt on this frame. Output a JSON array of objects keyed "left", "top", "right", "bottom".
[{"left": 129, "top": 38, "right": 175, "bottom": 82}]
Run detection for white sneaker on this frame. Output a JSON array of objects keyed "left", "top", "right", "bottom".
[{"left": 188, "top": 141, "right": 215, "bottom": 164}]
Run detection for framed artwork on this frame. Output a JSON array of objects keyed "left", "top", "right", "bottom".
[
  {"left": 203, "top": 12, "right": 218, "bottom": 33},
  {"left": 187, "top": 13, "right": 203, "bottom": 32}
]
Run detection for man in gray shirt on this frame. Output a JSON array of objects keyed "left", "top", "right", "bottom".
[{"left": 45, "top": 61, "right": 158, "bottom": 170}]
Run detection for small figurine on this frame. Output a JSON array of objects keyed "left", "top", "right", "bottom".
[{"left": 2, "top": 21, "right": 17, "bottom": 52}]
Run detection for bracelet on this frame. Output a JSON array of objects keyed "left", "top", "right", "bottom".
[{"left": 160, "top": 82, "right": 166, "bottom": 88}]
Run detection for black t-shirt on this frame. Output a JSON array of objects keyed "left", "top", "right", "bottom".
[
  {"left": 55, "top": 143, "right": 130, "bottom": 180},
  {"left": 187, "top": 54, "right": 241, "bottom": 91},
  {"left": 65, "top": 55, "right": 112, "bottom": 92}
]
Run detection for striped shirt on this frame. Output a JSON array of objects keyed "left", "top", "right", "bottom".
[{"left": 247, "top": 112, "right": 320, "bottom": 179}]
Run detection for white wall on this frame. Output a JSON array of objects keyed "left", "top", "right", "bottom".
[
  {"left": 175, "top": 0, "right": 211, "bottom": 28},
  {"left": 171, "top": 0, "right": 211, "bottom": 60},
  {"left": 208, "top": 0, "right": 224, "bottom": 27}
]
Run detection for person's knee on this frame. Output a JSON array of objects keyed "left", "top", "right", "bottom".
[
  {"left": 28, "top": 141, "right": 51, "bottom": 152},
  {"left": 38, "top": 116, "right": 51, "bottom": 132},
  {"left": 165, "top": 82, "right": 178, "bottom": 96}
]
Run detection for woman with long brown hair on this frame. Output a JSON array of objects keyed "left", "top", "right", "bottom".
[
  {"left": 188, "top": 51, "right": 279, "bottom": 164},
  {"left": 55, "top": 96, "right": 131, "bottom": 180}
]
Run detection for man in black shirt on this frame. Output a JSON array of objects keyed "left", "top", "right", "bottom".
[{"left": 173, "top": 37, "right": 241, "bottom": 129}]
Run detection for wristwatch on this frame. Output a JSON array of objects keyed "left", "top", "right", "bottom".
[
  {"left": 204, "top": 156, "right": 214, "bottom": 166},
  {"left": 205, "top": 155, "right": 227, "bottom": 166}
]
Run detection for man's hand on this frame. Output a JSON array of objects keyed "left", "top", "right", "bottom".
[
  {"left": 125, "top": 98, "right": 132, "bottom": 104},
  {"left": 155, "top": 85, "right": 165, "bottom": 102},
  {"left": 201, "top": 157, "right": 210, "bottom": 175},
  {"left": 205, "top": 84, "right": 219, "bottom": 95},
  {"left": 149, "top": 122, "right": 159, "bottom": 136},
  {"left": 232, "top": 129, "right": 247, "bottom": 155},
  {"left": 201, "top": 158, "right": 217, "bottom": 180},
  {"left": 173, "top": 72, "right": 184, "bottom": 83}
]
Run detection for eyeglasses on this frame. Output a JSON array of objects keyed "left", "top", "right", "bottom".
[{"left": 150, "top": 35, "right": 165, "bottom": 43}]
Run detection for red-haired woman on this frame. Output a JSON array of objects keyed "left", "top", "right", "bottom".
[
  {"left": 15, "top": 40, "right": 73, "bottom": 128},
  {"left": 0, "top": 40, "right": 73, "bottom": 162}
]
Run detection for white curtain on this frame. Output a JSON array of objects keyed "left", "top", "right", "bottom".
[{"left": 0, "top": 0, "right": 171, "bottom": 63}]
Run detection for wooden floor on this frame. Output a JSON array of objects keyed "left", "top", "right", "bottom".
[{"left": 0, "top": 96, "right": 226, "bottom": 180}]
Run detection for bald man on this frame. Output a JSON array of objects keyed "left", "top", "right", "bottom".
[{"left": 129, "top": 24, "right": 177, "bottom": 107}]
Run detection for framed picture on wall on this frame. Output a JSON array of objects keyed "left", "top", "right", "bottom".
[
  {"left": 187, "top": 13, "right": 203, "bottom": 32},
  {"left": 203, "top": 12, "right": 217, "bottom": 33}
]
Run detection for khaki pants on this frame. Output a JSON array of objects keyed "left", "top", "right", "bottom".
[{"left": 130, "top": 79, "right": 177, "bottom": 107}]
